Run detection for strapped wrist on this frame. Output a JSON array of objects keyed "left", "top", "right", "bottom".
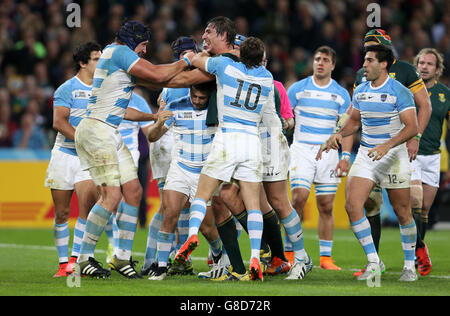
[
  {"left": 341, "top": 151, "right": 351, "bottom": 161},
  {"left": 182, "top": 56, "right": 191, "bottom": 67},
  {"left": 414, "top": 133, "right": 422, "bottom": 141}
]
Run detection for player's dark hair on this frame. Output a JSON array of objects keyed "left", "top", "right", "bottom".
[
  {"left": 206, "top": 16, "right": 236, "bottom": 47},
  {"left": 240, "top": 37, "right": 265, "bottom": 69},
  {"left": 314, "top": 46, "right": 336, "bottom": 65},
  {"left": 73, "top": 42, "right": 102, "bottom": 72},
  {"left": 365, "top": 44, "right": 394, "bottom": 71},
  {"left": 191, "top": 81, "right": 216, "bottom": 95}
]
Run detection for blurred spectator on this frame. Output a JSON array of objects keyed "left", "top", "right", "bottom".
[
  {"left": 12, "top": 112, "right": 48, "bottom": 149},
  {"left": 0, "top": 88, "right": 17, "bottom": 147}
]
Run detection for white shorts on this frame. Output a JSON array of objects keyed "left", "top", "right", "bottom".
[
  {"left": 349, "top": 144, "right": 411, "bottom": 189},
  {"left": 261, "top": 129, "right": 289, "bottom": 182},
  {"left": 164, "top": 161, "right": 202, "bottom": 203},
  {"left": 289, "top": 142, "right": 340, "bottom": 194},
  {"left": 150, "top": 130, "right": 174, "bottom": 180},
  {"left": 44, "top": 147, "right": 91, "bottom": 190},
  {"left": 201, "top": 129, "right": 263, "bottom": 183},
  {"left": 130, "top": 148, "right": 140, "bottom": 168},
  {"left": 411, "top": 153, "right": 441, "bottom": 187},
  {"left": 75, "top": 118, "right": 137, "bottom": 187}
]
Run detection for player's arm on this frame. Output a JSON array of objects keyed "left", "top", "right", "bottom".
[
  {"left": 124, "top": 107, "right": 158, "bottom": 122},
  {"left": 368, "top": 108, "right": 418, "bottom": 161},
  {"left": 132, "top": 53, "right": 193, "bottom": 87},
  {"left": 53, "top": 106, "right": 75, "bottom": 141},
  {"left": 406, "top": 86, "right": 432, "bottom": 160},
  {"left": 327, "top": 107, "right": 361, "bottom": 150},
  {"left": 147, "top": 110, "right": 173, "bottom": 142}
]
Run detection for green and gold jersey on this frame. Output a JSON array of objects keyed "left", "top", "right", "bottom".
[
  {"left": 418, "top": 81, "right": 450, "bottom": 155},
  {"left": 354, "top": 59, "right": 425, "bottom": 97}
]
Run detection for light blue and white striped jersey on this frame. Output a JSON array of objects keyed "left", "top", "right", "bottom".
[
  {"left": 86, "top": 43, "right": 140, "bottom": 128},
  {"left": 52, "top": 76, "right": 92, "bottom": 156},
  {"left": 164, "top": 95, "right": 216, "bottom": 173},
  {"left": 118, "top": 93, "right": 152, "bottom": 152},
  {"left": 205, "top": 55, "right": 275, "bottom": 135},
  {"left": 287, "top": 76, "right": 351, "bottom": 145},
  {"left": 353, "top": 76, "right": 415, "bottom": 148},
  {"left": 161, "top": 87, "right": 190, "bottom": 104}
]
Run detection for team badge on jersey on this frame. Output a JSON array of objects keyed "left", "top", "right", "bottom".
[
  {"left": 439, "top": 93, "right": 446, "bottom": 103},
  {"left": 380, "top": 94, "right": 388, "bottom": 102},
  {"left": 389, "top": 72, "right": 396, "bottom": 79}
]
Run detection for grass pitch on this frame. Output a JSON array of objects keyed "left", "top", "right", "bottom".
[{"left": 1, "top": 227, "right": 449, "bottom": 296}]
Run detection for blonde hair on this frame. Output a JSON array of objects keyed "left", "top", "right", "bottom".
[{"left": 414, "top": 48, "right": 445, "bottom": 79}]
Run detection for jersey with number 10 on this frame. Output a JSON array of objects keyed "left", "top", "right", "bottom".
[{"left": 205, "top": 55, "right": 275, "bottom": 135}]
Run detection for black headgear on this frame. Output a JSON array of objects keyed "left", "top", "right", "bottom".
[
  {"left": 117, "top": 20, "right": 151, "bottom": 51},
  {"left": 171, "top": 36, "right": 198, "bottom": 61}
]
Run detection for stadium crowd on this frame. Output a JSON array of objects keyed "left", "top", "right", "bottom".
[{"left": 0, "top": 1, "right": 449, "bottom": 233}]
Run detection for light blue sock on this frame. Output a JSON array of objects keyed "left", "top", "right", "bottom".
[
  {"left": 157, "top": 231, "right": 175, "bottom": 268},
  {"left": 247, "top": 209, "right": 263, "bottom": 260},
  {"left": 144, "top": 211, "right": 162, "bottom": 269},
  {"left": 115, "top": 201, "right": 138, "bottom": 260},
  {"left": 54, "top": 221, "right": 69, "bottom": 263},
  {"left": 399, "top": 221, "right": 417, "bottom": 270},
  {"left": 350, "top": 216, "right": 379, "bottom": 263},
  {"left": 188, "top": 198, "right": 207, "bottom": 237},
  {"left": 71, "top": 218, "right": 86, "bottom": 258},
  {"left": 177, "top": 207, "right": 190, "bottom": 249},
  {"left": 79, "top": 204, "right": 111, "bottom": 262},
  {"left": 280, "top": 209, "right": 307, "bottom": 261}
]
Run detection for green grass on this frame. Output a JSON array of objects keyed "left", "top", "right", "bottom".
[{"left": 0, "top": 227, "right": 449, "bottom": 296}]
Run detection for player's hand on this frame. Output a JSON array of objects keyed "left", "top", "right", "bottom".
[
  {"left": 367, "top": 143, "right": 392, "bottom": 161},
  {"left": 315, "top": 143, "right": 327, "bottom": 161},
  {"left": 157, "top": 110, "right": 173, "bottom": 124},
  {"left": 335, "top": 159, "right": 350, "bottom": 177},
  {"left": 406, "top": 138, "right": 419, "bottom": 162},
  {"left": 327, "top": 133, "right": 343, "bottom": 151}
]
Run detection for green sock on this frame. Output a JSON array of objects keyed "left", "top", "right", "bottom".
[
  {"left": 217, "top": 216, "right": 246, "bottom": 274},
  {"left": 262, "top": 210, "right": 287, "bottom": 261},
  {"left": 367, "top": 214, "right": 381, "bottom": 253},
  {"left": 413, "top": 208, "right": 424, "bottom": 248}
]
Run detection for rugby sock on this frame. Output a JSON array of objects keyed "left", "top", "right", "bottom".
[
  {"left": 399, "top": 221, "right": 417, "bottom": 270},
  {"left": 236, "top": 210, "right": 270, "bottom": 253},
  {"left": 114, "top": 201, "right": 139, "bottom": 260},
  {"left": 421, "top": 215, "right": 428, "bottom": 240},
  {"left": 413, "top": 208, "right": 425, "bottom": 248},
  {"left": 247, "top": 209, "right": 263, "bottom": 260},
  {"left": 319, "top": 240, "right": 333, "bottom": 257},
  {"left": 143, "top": 210, "right": 162, "bottom": 269},
  {"left": 105, "top": 215, "right": 115, "bottom": 247},
  {"left": 280, "top": 209, "right": 307, "bottom": 261},
  {"left": 70, "top": 217, "right": 86, "bottom": 259},
  {"left": 367, "top": 214, "right": 381, "bottom": 252},
  {"left": 235, "top": 218, "right": 243, "bottom": 240},
  {"left": 156, "top": 231, "right": 175, "bottom": 268},
  {"left": 284, "top": 234, "right": 293, "bottom": 252},
  {"left": 207, "top": 237, "right": 222, "bottom": 257},
  {"left": 217, "top": 215, "right": 246, "bottom": 274},
  {"left": 177, "top": 207, "right": 190, "bottom": 249},
  {"left": 78, "top": 203, "right": 111, "bottom": 263},
  {"left": 350, "top": 216, "right": 379, "bottom": 264},
  {"left": 188, "top": 198, "right": 207, "bottom": 237},
  {"left": 54, "top": 221, "right": 69, "bottom": 264},
  {"left": 262, "top": 210, "right": 287, "bottom": 260}
]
